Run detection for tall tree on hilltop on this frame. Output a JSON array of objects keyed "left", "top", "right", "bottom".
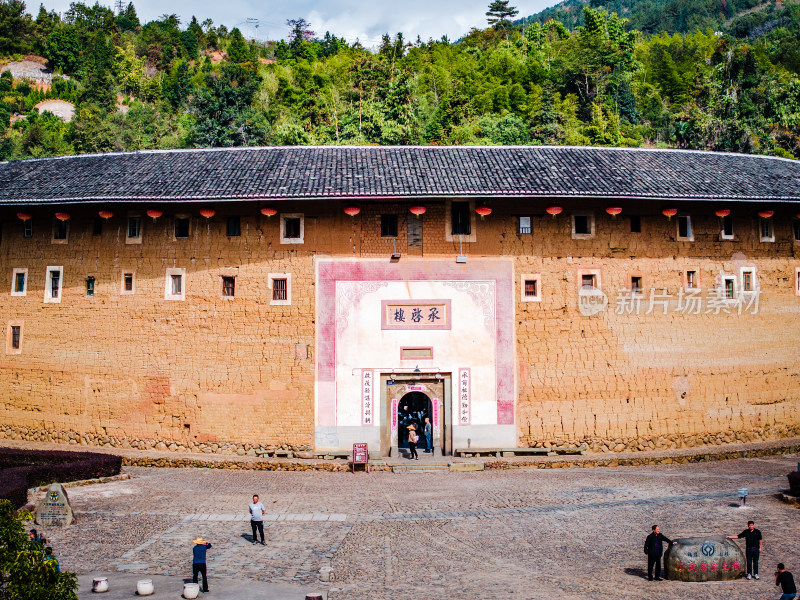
[{"left": 486, "top": 0, "right": 519, "bottom": 29}]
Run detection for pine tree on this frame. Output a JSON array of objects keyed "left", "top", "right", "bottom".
[{"left": 486, "top": 0, "right": 519, "bottom": 29}]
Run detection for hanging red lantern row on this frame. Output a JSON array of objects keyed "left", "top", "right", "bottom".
[
  {"left": 662, "top": 208, "right": 678, "bottom": 220},
  {"left": 55, "top": 212, "right": 70, "bottom": 221},
  {"left": 758, "top": 210, "right": 774, "bottom": 219},
  {"left": 715, "top": 209, "right": 730, "bottom": 218},
  {"left": 545, "top": 206, "right": 562, "bottom": 218},
  {"left": 98, "top": 210, "right": 114, "bottom": 219},
  {"left": 606, "top": 207, "right": 622, "bottom": 218},
  {"left": 343, "top": 206, "right": 361, "bottom": 217},
  {"left": 16, "top": 212, "right": 32, "bottom": 221},
  {"left": 146, "top": 209, "right": 163, "bottom": 221},
  {"left": 260, "top": 207, "right": 277, "bottom": 217},
  {"left": 199, "top": 208, "right": 216, "bottom": 219},
  {"left": 475, "top": 205, "right": 492, "bottom": 220},
  {"left": 409, "top": 205, "right": 426, "bottom": 218}
]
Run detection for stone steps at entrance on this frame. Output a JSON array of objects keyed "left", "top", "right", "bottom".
[{"left": 391, "top": 463, "right": 451, "bottom": 474}]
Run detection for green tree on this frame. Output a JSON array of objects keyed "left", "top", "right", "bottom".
[
  {"left": 0, "top": 500, "right": 78, "bottom": 599},
  {"left": 226, "top": 27, "right": 250, "bottom": 63},
  {"left": 486, "top": 0, "right": 519, "bottom": 29},
  {"left": 0, "top": 0, "right": 33, "bottom": 54}
]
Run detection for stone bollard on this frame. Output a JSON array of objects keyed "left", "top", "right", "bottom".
[
  {"left": 665, "top": 537, "right": 745, "bottom": 582},
  {"left": 135, "top": 579, "right": 154, "bottom": 596},
  {"left": 91, "top": 577, "right": 109, "bottom": 593},
  {"left": 182, "top": 582, "right": 200, "bottom": 599}
]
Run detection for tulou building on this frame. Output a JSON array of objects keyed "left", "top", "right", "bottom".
[{"left": 0, "top": 146, "right": 799, "bottom": 457}]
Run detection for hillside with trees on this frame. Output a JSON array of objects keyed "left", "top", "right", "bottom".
[{"left": 0, "top": 0, "right": 797, "bottom": 159}]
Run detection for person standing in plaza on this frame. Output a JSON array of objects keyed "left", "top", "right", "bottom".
[
  {"left": 249, "top": 494, "right": 265, "bottom": 545},
  {"left": 776, "top": 564, "right": 796, "bottom": 600},
  {"left": 644, "top": 525, "right": 677, "bottom": 581},
  {"left": 727, "top": 520, "right": 763, "bottom": 579},
  {"left": 407, "top": 424, "right": 419, "bottom": 460},
  {"left": 192, "top": 537, "right": 212, "bottom": 593},
  {"left": 423, "top": 417, "right": 432, "bottom": 453}
]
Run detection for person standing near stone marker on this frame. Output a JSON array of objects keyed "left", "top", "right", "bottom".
[
  {"left": 249, "top": 494, "right": 265, "bottom": 545},
  {"left": 407, "top": 424, "right": 419, "bottom": 460},
  {"left": 727, "top": 520, "right": 763, "bottom": 580},
  {"left": 644, "top": 525, "right": 677, "bottom": 581},
  {"left": 423, "top": 418, "right": 432, "bottom": 453},
  {"left": 775, "top": 563, "right": 796, "bottom": 600},
  {"left": 192, "top": 537, "right": 212, "bottom": 592}
]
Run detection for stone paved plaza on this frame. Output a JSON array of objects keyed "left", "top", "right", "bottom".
[{"left": 35, "top": 454, "right": 800, "bottom": 599}]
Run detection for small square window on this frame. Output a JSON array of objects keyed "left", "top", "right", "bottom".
[
  {"left": 740, "top": 268, "right": 756, "bottom": 292},
  {"left": 677, "top": 216, "right": 693, "bottom": 241},
  {"left": 686, "top": 270, "right": 698, "bottom": 289},
  {"left": 525, "top": 279, "right": 538, "bottom": 297},
  {"left": 222, "top": 276, "right": 235, "bottom": 297},
  {"left": 53, "top": 220, "right": 68, "bottom": 241},
  {"left": 572, "top": 213, "right": 595, "bottom": 239},
  {"left": 171, "top": 274, "right": 182, "bottom": 295},
  {"left": 521, "top": 274, "right": 541, "bottom": 302},
  {"left": 380, "top": 214, "right": 398, "bottom": 238},
  {"left": 629, "top": 215, "right": 641, "bottom": 233},
  {"left": 227, "top": 216, "right": 241, "bottom": 237},
  {"left": 720, "top": 215, "right": 734, "bottom": 240},
  {"left": 23, "top": 220, "right": 32, "bottom": 238},
  {"left": 93, "top": 217, "right": 103, "bottom": 236},
  {"left": 127, "top": 216, "right": 142, "bottom": 244},
  {"left": 280, "top": 214, "right": 304, "bottom": 244},
  {"left": 86, "top": 276, "right": 95, "bottom": 296},
  {"left": 631, "top": 276, "right": 643, "bottom": 293},
  {"left": 284, "top": 218, "right": 300, "bottom": 239},
  {"left": 451, "top": 202, "right": 471, "bottom": 236},
  {"left": 174, "top": 216, "right": 190, "bottom": 239},
  {"left": 44, "top": 266, "right": 63, "bottom": 303},
  {"left": 268, "top": 273, "right": 292, "bottom": 305},
  {"left": 164, "top": 268, "right": 186, "bottom": 301},
  {"left": 723, "top": 277, "right": 736, "bottom": 300},
  {"left": 122, "top": 272, "right": 134, "bottom": 294},
  {"left": 272, "top": 278, "right": 287, "bottom": 301},
  {"left": 760, "top": 217, "right": 774, "bottom": 242},
  {"left": 519, "top": 216, "right": 532, "bottom": 235},
  {"left": 10, "top": 325, "right": 20, "bottom": 349},
  {"left": 581, "top": 274, "right": 596, "bottom": 289},
  {"left": 793, "top": 220, "right": 800, "bottom": 243},
  {"left": 6, "top": 321, "right": 23, "bottom": 354},
  {"left": 11, "top": 269, "right": 27, "bottom": 296}
]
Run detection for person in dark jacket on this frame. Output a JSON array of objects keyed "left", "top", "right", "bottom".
[
  {"left": 192, "top": 537, "right": 212, "bottom": 592},
  {"left": 775, "top": 563, "right": 796, "bottom": 600},
  {"left": 644, "top": 525, "right": 677, "bottom": 581}
]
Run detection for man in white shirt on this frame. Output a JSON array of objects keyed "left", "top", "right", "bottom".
[{"left": 249, "top": 494, "right": 265, "bottom": 545}]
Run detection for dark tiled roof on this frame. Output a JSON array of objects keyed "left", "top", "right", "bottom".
[{"left": 0, "top": 146, "right": 799, "bottom": 205}]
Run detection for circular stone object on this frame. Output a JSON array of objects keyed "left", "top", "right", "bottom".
[
  {"left": 665, "top": 537, "right": 745, "bottom": 582},
  {"left": 136, "top": 579, "right": 154, "bottom": 596},
  {"left": 92, "top": 577, "right": 109, "bottom": 593},
  {"left": 183, "top": 582, "right": 200, "bottom": 599}
]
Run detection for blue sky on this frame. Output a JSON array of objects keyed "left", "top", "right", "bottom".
[{"left": 39, "top": 0, "right": 552, "bottom": 49}]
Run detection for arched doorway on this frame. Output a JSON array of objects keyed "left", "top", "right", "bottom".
[{"left": 397, "top": 392, "right": 432, "bottom": 451}]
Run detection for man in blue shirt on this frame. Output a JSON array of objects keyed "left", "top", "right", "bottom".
[{"left": 192, "top": 537, "right": 212, "bottom": 592}]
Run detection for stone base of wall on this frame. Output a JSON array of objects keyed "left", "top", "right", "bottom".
[{"left": 0, "top": 425, "right": 312, "bottom": 457}]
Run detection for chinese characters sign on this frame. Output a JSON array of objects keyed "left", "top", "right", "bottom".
[
  {"left": 381, "top": 300, "right": 452, "bottom": 330},
  {"left": 432, "top": 397, "right": 440, "bottom": 427},
  {"left": 361, "top": 370, "right": 374, "bottom": 426},
  {"left": 458, "top": 368, "right": 470, "bottom": 425}
]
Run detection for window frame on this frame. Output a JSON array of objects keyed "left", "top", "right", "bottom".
[
  {"left": 721, "top": 275, "right": 737, "bottom": 301},
  {"left": 23, "top": 220, "right": 32, "bottom": 238},
  {"left": 740, "top": 266, "right": 757, "bottom": 294},
  {"left": 280, "top": 213, "right": 304, "bottom": 244},
  {"left": 380, "top": 214, "right": 398, "bottom": 238},
  {"left": 518, "top": 216, "right": 532, "bottom": 235},
  {"left": 120, "top": 271, "right": 136, "bottom": 295},
  {"left": 759, "top": 217, "right": 775, "bottom": 243},
  {"left": 445, "top": 200, "right": 476, "bottom": 242},
  {"left": 221, "top": 275, "right": 236, "bottom": 299},
  {"left": 796, "top": 267, "right": 800, "bottom": 297},
  {"left": 126, "top": 214, "right": 142, "bottom": 245},
  {"left": 571, "top": 212, "right": 595, "bottom": 240},
  {"left": 683, "top": 269, "right": 701, "bottom": 291},
  {"left": 268, "top": 272, "right": 292, "bottom": 306},
  {"left": 44, "top": 266, "right": 63, "bottom": 304},
  {"left": 793, "top": 219, "right": 800, "bottom": 243},
  {"left": 577, "top": 268, "right": 602, "bottom": 292},
  {"left": 51, "top": 219, "right": 69, "bottom": 244},
  {"left": 11, "top": 268, "right": 27, "bottom": 297},
  {"left": 629, "top": 215, "right": 642, "bottom": 234},
  {"left": 720, "top": 215, "right": 734, "bottom": 240},
  {"left": 226, "top": 215, "right": 241, "bottom": 237},
  {"left": 676, "top": 215, "right": 694, "bottom": 241},
  {"left": 164, "top": 268, "right": 186, "bottom": 301},
  {"left": 6, "top": 320, "right": 23, "bottom": 355},
  {"left": 520, "top": 273, "right": 541, "bottom": 302},
  {"left": 173, "top": 214, "right": 191, "bottom": 240},
  {"left": 630, "top": 274, "right": 644, "bottom": 296},
  {"left": 86, "top": 275, "right": 96, "bottom": 296}
]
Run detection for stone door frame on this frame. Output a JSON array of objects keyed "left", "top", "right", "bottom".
[{"left": 380, "top": 373, "right": 451, "bottom": 457}]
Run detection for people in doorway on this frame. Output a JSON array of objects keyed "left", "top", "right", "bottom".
[
  {"left": 192, "top": 537, "right": 212, "bottom": 592},
  {"left": 249, "top": 494, "right": 265, "bottom": 545},
  {"left": 776, "top": 564, "right": 796, "bottom": 600},
  {"left": 644, "top": 525, "right": 677, "bottom": 581},
  {"left": 407, "top": 424, "right": 419, "bottom": 460},
  {"left": 727, "top": 520, "right": 763, "bottom": 579},
  {"left": 423, "top": 418, "right": 432, "bottom": 453}
]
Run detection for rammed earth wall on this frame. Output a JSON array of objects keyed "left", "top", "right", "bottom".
[{"left": 0, "top": 197, "right": 798, "bottom": 454}]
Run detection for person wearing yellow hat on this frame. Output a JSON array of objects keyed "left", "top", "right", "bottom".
[
  {"left": 192, "top": 537, "right": 212, "bottom": 592},
  {"left": 407, "top": 424, "right": 419, "bottom": 460}
]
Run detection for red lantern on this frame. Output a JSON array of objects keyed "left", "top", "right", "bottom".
[
  {"left": 662, "top": 208, "right": 678, "bottom": 220},
  {"left": 55, "top": 212, "right": 70, "bottom": 221},
  {"left": 98, "top": 210, "right": 114, "bottom": 220},
  {"left": 758, "top": 210, "right": 774, "bottom": 219},
  {"left": 16, "top": 212, "right": 32, "bottom": 221},
  {"left": 199, "top": 208, "right": 216, "bottom": 219},
  {"left": 146, "top": 209, "right": 163, "bottom": 221},
  {"left": 545, "top": 206, "right": 563, "bottom": 218},
  {"left": 475, "top": 205, "right": 492, "bottom": 220},
  {"left": 260, "top": 207, "right": 277, "bottom": 217},
  {"left": 715, "top": 209, "right": 730, "bottom": 218},
  {"left": 409, "top": 206, "right": 426, "bottom": 218},
  {"left": 343, "top": 206, "right": 361, "bottom": 217},
  {"left": 606, "top": 207, "right": 622, "bottom": 218}
]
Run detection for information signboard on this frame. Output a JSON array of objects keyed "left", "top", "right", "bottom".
[{"left": 352, "top": 443, "right": 369, "bottom": 473}]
